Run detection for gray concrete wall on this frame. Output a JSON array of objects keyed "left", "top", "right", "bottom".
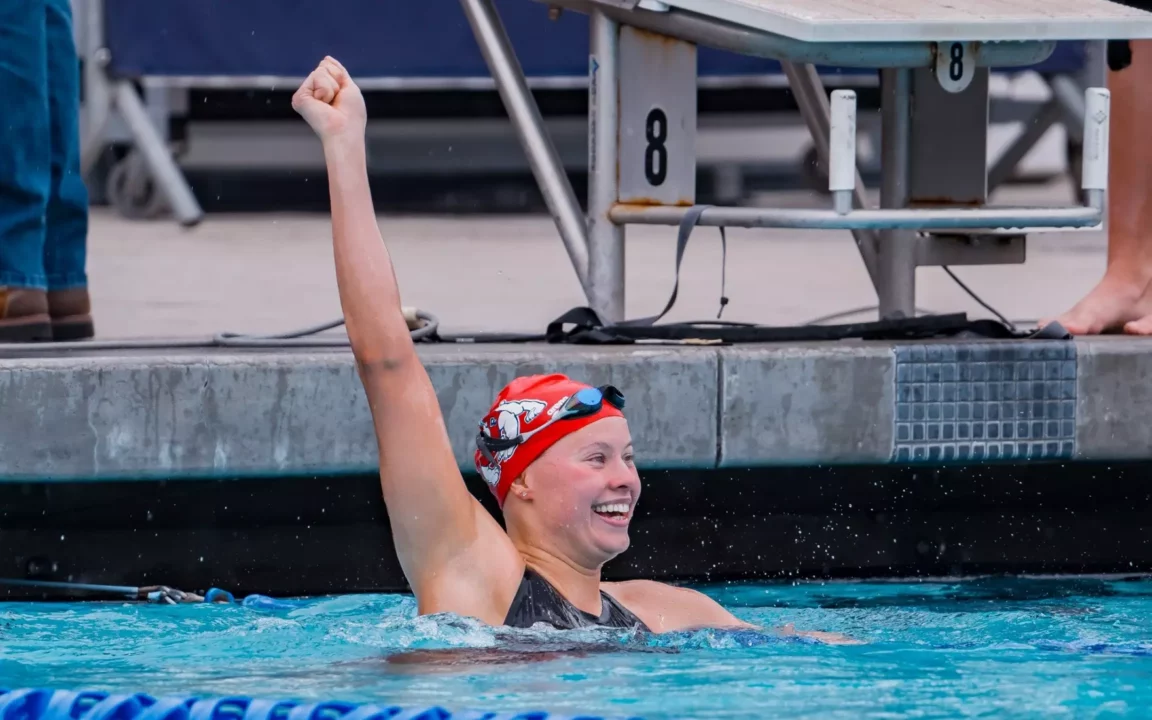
[
  {"left": 0, "top": 346, "right": 719, "bottom": 482},
  {"left": 1075, "top": 338, "right": 1152, "bottom": 460},
  {"left": 1, "top": 337, "right": 1149, "bottom": 482},
  {"left": 719, "top": 344, "right": 895, "bottom": 466}
]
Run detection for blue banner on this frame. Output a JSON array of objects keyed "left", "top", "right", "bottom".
[{"left": 103, "top": 0, "right": 1086, "bottom": 81}]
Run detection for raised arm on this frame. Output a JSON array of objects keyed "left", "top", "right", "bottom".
[{"left": 292, "top": 58, "right": 522, "bottom": 621}]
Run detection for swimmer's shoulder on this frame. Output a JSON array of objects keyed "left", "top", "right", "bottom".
[{"left": 601, "top": 579, "right": 755, "bottom": 634}]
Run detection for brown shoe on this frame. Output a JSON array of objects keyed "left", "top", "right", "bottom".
[
  {"left": 47, "top": 288, "right": 95, "bottom": 341},
  {"left": 0, "top": 287, "right": 52, "bottom": 342}
]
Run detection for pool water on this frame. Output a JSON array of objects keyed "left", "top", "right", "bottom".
[{"left": 3, "top": 577, "right": 1152, "bottom": 719}]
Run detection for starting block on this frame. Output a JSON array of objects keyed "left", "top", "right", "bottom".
[
  {"left": 460, "top": 0, "right": 1152, "bottom": 322},
  {"left": 645, "top": 0, "right": 1152, "bottom": 43}
]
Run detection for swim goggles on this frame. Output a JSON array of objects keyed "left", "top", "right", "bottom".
[{"left": 475, "top": 385, "right": 625, "bottom": 463}]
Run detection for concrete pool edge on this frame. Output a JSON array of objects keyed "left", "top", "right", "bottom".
[{"left": 1, "top": 337, "right": 1150, "bottom": 482}]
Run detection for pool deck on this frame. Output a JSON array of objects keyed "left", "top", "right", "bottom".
[{"left": 4, "top": 182, "right": 1152, "bottom": 482}]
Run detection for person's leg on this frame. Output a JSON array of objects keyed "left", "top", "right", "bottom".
[
  {"left": 42, "top": 0, "right": 92, "bottom": 340},
  {"left": 1047, "top": 40, "right": 1152, "bottom": 335},
  {"left": 0, "top": 0, "right": 53, "bottom": 341}
]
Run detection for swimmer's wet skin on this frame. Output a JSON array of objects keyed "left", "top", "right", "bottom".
[{"left": 280, "top": 56, "right": 854, "bottom": 643}]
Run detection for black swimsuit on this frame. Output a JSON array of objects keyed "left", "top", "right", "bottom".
[{"left": 503, "top": 568, "right": 650, "bottom": 632}]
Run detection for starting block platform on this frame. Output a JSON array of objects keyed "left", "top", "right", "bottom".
[
  {"left": 2, "top": 338, "right": 1152, "bottom": 483},
  {"left": 648, "top": 0, "right": 1152, "bottom": 43}
]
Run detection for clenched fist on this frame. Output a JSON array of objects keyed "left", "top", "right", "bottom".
[{"left": 292, "top": 56, "right": 367, "bottom": 145}]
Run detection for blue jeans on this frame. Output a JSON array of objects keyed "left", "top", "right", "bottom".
[{"left": 0, "top": 0, "right": 88, "bottom": 291}]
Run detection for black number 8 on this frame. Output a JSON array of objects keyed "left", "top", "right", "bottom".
[
  {"left": 645, "top": 108, "right": 668, "bottom": 186},
  {"left": 949, "top": 43, "right": 964, "bottom": 83}
]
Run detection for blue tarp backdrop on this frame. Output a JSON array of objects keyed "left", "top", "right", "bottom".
[{"left": 102, "top": 0, "right": 1087, "bottom": 81}]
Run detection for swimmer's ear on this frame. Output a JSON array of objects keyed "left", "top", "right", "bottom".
[{"left": 509, "top": 474, "right": 533, "bottom": 502}]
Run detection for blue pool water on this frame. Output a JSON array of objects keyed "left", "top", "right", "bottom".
[{"left": 4, "top": 577, "right": 1152, "bottom": 719}]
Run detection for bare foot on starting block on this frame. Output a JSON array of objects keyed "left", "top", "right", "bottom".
[
  {"left": 1121, "top": 306, "right": 1152, "bottom": 335},
  {"left": 1043, "top": 270, "right": 1152, "bottom": 335}
]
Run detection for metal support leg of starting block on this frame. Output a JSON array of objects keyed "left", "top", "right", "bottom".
[
  {"left": 877, "top": 65, "right": 995, "bottom": 318},
  {"left": 588, "top": 11, "right": 625, "bottom": 322},
  {"left": 878, "top": 68, "right": 916, "bottom": 319},
  {"left": 78, "top": 0, "right": 203, "bottom": 226}
]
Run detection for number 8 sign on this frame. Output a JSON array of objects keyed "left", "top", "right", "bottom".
[
  {"left": 618, "top": 27, "right": 697, "bottom": 206},
  {"left": 936, "top": 41, "right": 977, "bottom": 94},
  {"left": 644, "top": 108, "right": 669, "bottom": 187}
]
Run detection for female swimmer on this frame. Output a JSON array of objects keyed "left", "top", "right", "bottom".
[{"left": 291, "top": 56, "right": 850, "bottom": 643}]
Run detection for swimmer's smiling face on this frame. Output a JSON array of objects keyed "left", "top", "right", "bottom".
[{"left": 506, "top": 416, "right": 640, "bottom": 569}]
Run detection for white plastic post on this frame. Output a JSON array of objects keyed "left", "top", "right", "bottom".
[
  {"left": 829, "top": 89, "right": 857, "bottom": 215},
  {"left": 1082, "top": 87, "right": 1110, "bottom": 192}
]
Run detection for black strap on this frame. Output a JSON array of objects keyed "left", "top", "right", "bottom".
[
  {"left": 546, "top": 310, "right": 1071, "bottom": 345},
  {"left": 717, "top": 226, "right": 729, "bottom": 320},
  {"left": 545, "top": 307, "right": 626, "bottom": 344},
  {"left": 1032, "top": 321, "right": 1073, "bottom": 339},
  {"left": 618, "top": 204, "right": 723, "bottom": 328}
]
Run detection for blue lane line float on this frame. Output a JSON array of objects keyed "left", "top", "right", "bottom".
[
  {"left": 200, "top": 589, "right": 236, "bottom": 604},
  {"left": 0, "top": 690, "right": 642, "bottom": 720}
]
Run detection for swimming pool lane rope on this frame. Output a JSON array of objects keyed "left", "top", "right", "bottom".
[
  {"left": 0, "top": 688, "right": 630, "bottom": 720},
  {"left": 0, "top": 578, "right": 293, "bottom": 607}
]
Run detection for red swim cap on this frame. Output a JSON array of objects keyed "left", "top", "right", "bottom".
[{"left": 474, "top": 374, "right": 625, "bottom": 507}]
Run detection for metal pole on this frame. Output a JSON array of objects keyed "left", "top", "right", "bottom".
[
  {"left": 878, "top": 68, "right": 915, "bottom": 319},
  {"left": 0, "top": 578, "right": 138, "bottom": 598},
  {"left": 829, "top": 90, "right": 858, "bottom": 216},
  {"left": 1082, "top": 40, "right": 1108, "bottom": 93},
  {"left": 1081, "top": 44, "right": 1108, "bottom": 219},
  {"left": 1049, "top": 74, "right": 1087, "bottom": 142},
  {"left": 587, "top": 10, "right": 625, "bottom": 323},
  {"left": 459, "top": 0, "right": 591, "bottom": 296},
  {"left": 1082, "top": 88, "right": 1110, "bottom": 194},
  {"left": 607, "top": 203, "right": 1102, "bottom": 230},
  {"left": 781, "top": 61, "right": 880, "bottom": 287},
  {"left": 79, "top": 0, "right": 112, "bottom": 177},
  {"left": 113, "top": 82, "right": 204, "bottom": 226}
]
